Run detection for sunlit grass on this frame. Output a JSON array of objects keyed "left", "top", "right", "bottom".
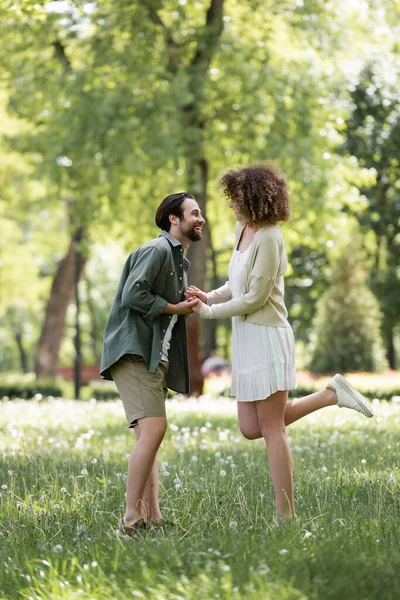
[{"left": 0, "top": 396, "right": 399, "bottom": 599}]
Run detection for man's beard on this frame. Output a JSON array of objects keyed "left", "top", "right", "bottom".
[{"left": 179, "top": 222, "right": 203, "bottom": 242}]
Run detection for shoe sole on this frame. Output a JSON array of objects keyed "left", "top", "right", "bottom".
[{"left": 336, "top": 374, "right": 374, "bottom": 418}]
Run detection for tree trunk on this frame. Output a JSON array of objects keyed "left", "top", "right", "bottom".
[
  {"left": 74, "top": 230, "right": 83, "bottom": 399},
  {"left": 386, "top": 328, "right": 396, "bottom": 370},
  {"left": 203, "top": 233, "right": 218, "bottom": 357},
  {"left": 86, "top": 274, "right": 101, "bottom": 363},
  {"left": 14, "top": 331, "right": 28, "bottom": 373},
  {"left": 186, "top": 158, "right": 209, "bottom": 395},
  {"left": 148, "top": 0, "right": 225, "bottom": 394},
  {"left": 35, "top": 228, "right": 86, "bottom": 379}
]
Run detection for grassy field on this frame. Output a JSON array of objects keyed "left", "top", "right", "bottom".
[{"left": 0, "top": 395, "right": 399, "bottom": 599}]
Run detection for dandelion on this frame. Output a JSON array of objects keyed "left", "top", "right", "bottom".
[
  {"left": 279, "top": 549, "right": 289, "bottom": 555},
  {"left": 222, "top": 565, "right": 230, "bottom": 572},
  {"left": 60, "top": 487, "right": 67, "bottom": 493},
  {"left": 162, "top": 471, "right": 170, "bottom": 477},
  {"left": 220, "top": 470, "right": 227, "bottom": 477},
  {"left": 229, "top": 521, "right": 237, "bottom": 528},
  {"left": 91, "top": 561, "right": 98, "bottom": 568},
  {"left": 91, "top": 458, "right": 98, "bottom": 464},
  {"left": 304, "top": 531, "right": 313, "bottom": 539},
  {"left": 321, "top": 466, "right": 328, "bottom": 473},
  {"left": 1, "top": 484, "right": 7, "bottom": 490},
  {"left": 53, "top": 544, "right": 63, "bottom": 552},
  {"left": 361, "top": 459, "right": 367, "bottom": 464},
  {"left": 191, "top": 456, "right": 198, "bottom": 462},
  {"left": 81, "top": 469, "right": 88, "bottom": 476},
  {"left": 215, "top": 451, "right": 221, "bottom": 458},
  {"left": 103, "top": 451, "right": 109, "bottom": 458},
  {"left": 200, "top": 427, "right": 207, "bottom": 434}
]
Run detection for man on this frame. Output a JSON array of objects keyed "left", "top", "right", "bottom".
[{"left": 100, "top": 192, "right": 204, "bottom": 535}]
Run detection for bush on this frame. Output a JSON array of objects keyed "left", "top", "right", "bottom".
[
  {"left": 85, "top": 380, "right": 120, "bottom": 400},
  {"left": 0, "top": 374, "right": 63, "bottom": 399},
  {"left": 309, "top": 243, "right": 387, "bottom": 374},
  {"left": 86, "top": 380, "right": 177, "bottom": 400}
]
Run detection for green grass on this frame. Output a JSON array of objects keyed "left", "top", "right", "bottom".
[{"left": 0, "top": 397, "right": 399, "bottom": 599}]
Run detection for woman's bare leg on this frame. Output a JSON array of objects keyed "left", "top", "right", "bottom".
[
  {"left": 284, "top": 388, "right": 337, "bottom": 426},
  {"left": 237, "top": 388, "right": 337, "bottom": 439},
  {"left": 124, "top": 416, "right": 166, "bottom": 526},
  {"left": 256, "top": 390, "right": 294, "bottom": 518}
]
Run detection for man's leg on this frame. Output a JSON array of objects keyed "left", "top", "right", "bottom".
[
  {"left": 124, "top": 416, "right": 167, "bottom": 526},
  {"left": 133, "top": 424, "right": 162, "bottom": 522}
]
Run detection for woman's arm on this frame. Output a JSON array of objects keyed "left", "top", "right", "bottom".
[
  {"left": 198, "top": 237, "right": 281, "bottom": 320},
  {"left": 206, "top": 282, "right": 232, "bottom": 305}
]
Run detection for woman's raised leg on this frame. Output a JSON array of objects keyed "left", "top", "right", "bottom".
[{"left": 237, "top": 388, "right": 337, "bottom": 439}]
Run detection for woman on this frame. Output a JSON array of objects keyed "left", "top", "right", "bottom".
[{"left": 186, "top": 164, "right": 373, "bottom": 520}]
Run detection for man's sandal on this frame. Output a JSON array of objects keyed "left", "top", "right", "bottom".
[{"left": 118, "top": 517, "right": 147, "bottom": 537}]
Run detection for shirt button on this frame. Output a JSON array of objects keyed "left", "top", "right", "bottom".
[
  {"left": 180, "top": 263, "right": 182, "bottom": 267},
  {"left": 136, "top": 283, "right": 139, "bottom": 287},
  {"left": 179, "top": 277, "right": 182, "bottom": 280},
  {"left": 179, "top": 289, "right": 182, "bottom": 293},
  {"left": 170, "top": 272, "right": 174, "bottom": 276}
]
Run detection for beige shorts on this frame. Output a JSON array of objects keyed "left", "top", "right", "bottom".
[{"left": 110, "top": 354, "right": 169, "bottom": 428}]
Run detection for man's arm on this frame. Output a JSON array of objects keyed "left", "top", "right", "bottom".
[{"left": 121, "top": 246, "right": 196, "bottom": 319}]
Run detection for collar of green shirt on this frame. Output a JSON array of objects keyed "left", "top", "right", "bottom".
[
  {"left": 159, "top": 230, "right": 191, "bottom": 268},
  {"left": 159, "top": 229, "right": 183, "bottom": 247}
]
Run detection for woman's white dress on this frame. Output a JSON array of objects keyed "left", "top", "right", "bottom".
[{"left": 229, "top": 246, "right": 297, "bottom": 402}]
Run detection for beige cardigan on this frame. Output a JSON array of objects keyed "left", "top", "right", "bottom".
[{"left": 200, "top": 223, "right": 289, "bottom": 327}]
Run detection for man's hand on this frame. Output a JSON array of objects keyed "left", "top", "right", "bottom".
[
  {"left": 164, "top": 299, "right": 199, "bottom": 315},
  {"left": 185, "top": 285, "right": 208, "bottom": 304}
]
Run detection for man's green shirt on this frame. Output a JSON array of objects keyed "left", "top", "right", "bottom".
[{"left": 100, "top": 231, "right": 190, "bottom": 394}]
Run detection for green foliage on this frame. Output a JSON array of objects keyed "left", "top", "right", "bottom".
[
  {"left": 0, "top": 0, "right": 399, "bottom": 373},
  {"left": 309, "top": 241, "right": 387, "bottom": 374}
]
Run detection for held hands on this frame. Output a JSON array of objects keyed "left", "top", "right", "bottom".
[
  {"left": 175, "top": 299, "right": 200, "bottom": 315},
  {"left": 185, "top": 286, "right": 208, "bottom": 304},
  {"left": 184, "top": 286, "right": 207, "bottom": 315}
]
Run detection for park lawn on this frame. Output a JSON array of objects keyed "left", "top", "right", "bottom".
[{"left": 0, "top": 396, "right": 399, "bottom": 600}]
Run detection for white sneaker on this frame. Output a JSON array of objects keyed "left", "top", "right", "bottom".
[{"left": 328, "top": 374, "right": 374, "bottom": 418}]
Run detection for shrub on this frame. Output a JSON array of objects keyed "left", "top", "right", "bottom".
[
  {"left": 0, "top": 374, "right": 63, "bottom": 399},
  {"left": 309, "top": 243, "right": 387, "bottom": 374}
]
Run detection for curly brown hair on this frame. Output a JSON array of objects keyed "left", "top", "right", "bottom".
[{"left": 220, "top": 164, "right": 291, "bottom": 225}]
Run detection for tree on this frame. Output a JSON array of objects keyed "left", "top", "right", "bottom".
[
  {"left": 339, "top": 55, "right": 400, "bottom": 368},
  {"left": 309, "top": 240, "right": 387, "bottom": 374}
]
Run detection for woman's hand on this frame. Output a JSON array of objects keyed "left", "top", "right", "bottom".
[
  {"left": 185, "top": 285, "right": 208, "bottom": 304},
  {"left": 190, "top": 300, "right": 203, "bottom": 314}
]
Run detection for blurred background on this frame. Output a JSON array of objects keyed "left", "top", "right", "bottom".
[{"left": 0, "top": 0, "right": 399, "bottom": 400}]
